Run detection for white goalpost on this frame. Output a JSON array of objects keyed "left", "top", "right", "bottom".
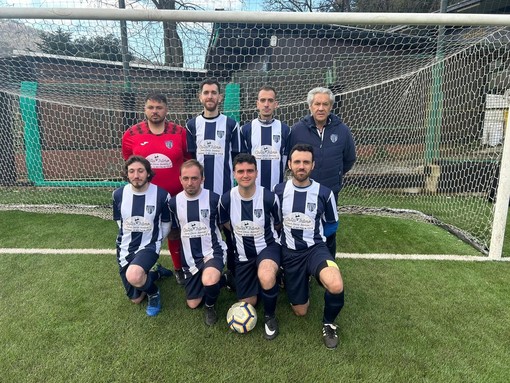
[
  {"left": 0, "top": 7, "right": 509, "bottom": 258},
  {"left": 489, "top": 100, "right": 510, "bottom": 259}
]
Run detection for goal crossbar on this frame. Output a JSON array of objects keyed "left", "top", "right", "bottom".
[{"left": 0, "top": 8, "right": 510, "bottom": 27}]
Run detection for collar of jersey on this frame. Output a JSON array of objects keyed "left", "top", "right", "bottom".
[
  {"left": 292, "top": 179, "right": 314, "bottom": 189},
  {"left": 201, "top": 112, "right": 221, "bottom": 120},
  {"left": 258, "top": 117, "right": 275, "bottom": 125}
]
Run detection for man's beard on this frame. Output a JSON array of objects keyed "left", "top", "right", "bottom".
[
  {"left": 292, "top": 170, "right": 311, "bottom": 182},
  {"left": 149, "top": 115, "right": 165, "bottom": 123}
]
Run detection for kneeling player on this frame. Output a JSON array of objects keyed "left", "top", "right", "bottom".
[
  {"left": 169, "top": 160, "right": 227, "bottom": 325},
  {"left": 274, "top": 144, "right": 344, "bottom": 349},
  {"left": 219, "top": 154, "right": 281, "bottom": 340},
  {"left": 113, "top": 156, "right": 173, "bottom": 317}
]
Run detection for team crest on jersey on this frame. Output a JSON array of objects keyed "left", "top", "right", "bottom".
[
  {"left": 254, "top": 209, "right": 263, "bottom": 218},
  {"left": 306, "top": 203, "right": 316, "bottom": 212},
  {"left": 330, "top": 134, "right": 338, "bottom": 143},
  {"left": 273, "top": 134, "right": 280, "bottom": 143},
  {"left": 146, "top": 205, "right": 155, "bottom": 214},
  {"left": 217, "top": 130, "right": 225, "bottom": 139},
  {"left": 165, "top": 140, "right": 173, "bottom": 149},
  {"left": 201, "top": 209, "right": 209, "bottom": 218}
]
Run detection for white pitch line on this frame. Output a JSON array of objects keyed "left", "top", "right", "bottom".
[
  {"left": 337, "top": 253, "right": 510, "bottom": 262},
  {"left": 0, "top": 248, "right": 508, "bottom": 261},
  {"left": 0, "top": 248, "right": 173, "bottom": 255},
  {"left": 0, "top": 248, "right": 117, "bottom": 255}
]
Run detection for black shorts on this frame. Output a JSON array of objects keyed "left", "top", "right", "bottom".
[
  {"left": 281, "top": 242, "right": 334, "bottom": 305},
  {"left": 185, "top": 256, "right": 224, "bottom": 300},
  {"left": 235, "top": 243, "right": 281, "bottom": 300},
  {"left": 119, "top": 248, "right": 159, "bottom": 300}
]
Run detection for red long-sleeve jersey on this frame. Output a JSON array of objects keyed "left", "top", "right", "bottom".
[{"left": 122, "top": 121, "right": 190, "bottom": 196}]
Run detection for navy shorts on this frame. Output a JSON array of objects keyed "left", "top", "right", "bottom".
[
  {"left": 119, "top": 248, "right": 159, "bottom": 300},
  {"left": 281, "top": 242, "right": 334, "bottom": 305},
  {"left": 235, "top": 243, "right": 281, "bottom": 300},
  {"left": 185, "top": 256, "right": 224, "bottom": 300}
]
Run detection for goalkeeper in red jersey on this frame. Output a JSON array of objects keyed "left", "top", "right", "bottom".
[{"left": 122, "top": 93, "right": 190, "bottom": 285}]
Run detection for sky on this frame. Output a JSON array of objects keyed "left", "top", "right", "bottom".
[
  {"left": 1, "top": 0, "right": 264, "bottom": 67},
  {"left": 4, "top": 0, "right": 261, "bottom": 11}
]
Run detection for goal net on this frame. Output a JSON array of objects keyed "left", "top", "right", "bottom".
[{"left": 0, "top": 7, "right": 508, "bottom": 254}]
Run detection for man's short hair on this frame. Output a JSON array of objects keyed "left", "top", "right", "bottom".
[
  {"left": 180, "top": 159, "right": 204, "bottom": 178},
  {"left": 289, "top": 143, "right": 315, "bottom": 162},
  {"left": 306, "top": 87, "right": 334, "bottom": 107},
  {"left": 258, "top": 85, "right": 277, "bottom": 98},
  {"left": 233, "top": 153, "right": 257, "bottom": 171},
  {"left": 145, "top": 93, "right": 168, "bottom": 105},
  {"left": 199, "top": 79, "right": 221, "bottom": 94},
  {"left": 123, "top": 155, "right": 155, "bottom": 182}
]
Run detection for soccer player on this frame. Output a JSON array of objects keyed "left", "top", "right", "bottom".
[
  {"left": 186, "top": 79, "right": 241, "bottom": 283},
  {"left": 168, "top": 160, "right": 227, "bottom": 326},
  {"left": 122, "top": 93, "right": 189, "bottom": 285},
  {"left": 273, "top": 144, "right": 344, "bottom": 349},
  {"left": 185, "top": 79, "right": 240, "bottom": 196},
  {"left": 219, "top": 153, "right": 281, "bottom": 340},
  {"left": 289, "top": 87, "right": 356, "bottom": 256},
  {"left": 241, "top": 85, "right": 291, "bottom": 190},
  {"left": 112, "top": 155, "right": 172, "bottom": 317}
]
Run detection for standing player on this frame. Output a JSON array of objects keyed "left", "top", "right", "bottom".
[
  {"left": 289, "top": 87, "right": 356, "bottom": 256},
  {"left": 186, "top": 79, "right": 241, "bottom": 283},
  {"left": 122, "top": 93, "right": 189, "bottom": 285},
  {"left": 219, "top": 153, "right": 281, "bottom": 340},
  {"left": 241, "top": 85, "right": 291, "bottom": 190},
  {"left": 113, "top": 156, "right": 172, "bottom": 317},
  {"left": 168, "top": 160, "right": 227, "bottom": 325},
  {"left": 273, "top": 144, "right": 344, "bottom": 349}
]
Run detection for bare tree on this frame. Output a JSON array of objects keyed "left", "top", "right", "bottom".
[
  {"left": 263, "top": 0, "right": 442, "bottom": 13},
  {"left": 94, "top": 0, "right": 208, "bottom": 67},
  {"left": 352, "top": 0, "right": 440, "bottom": 13},
  {"left": 150, "top": 0, "right": 184, "bottom": 67},
  {"left": 263, "top": 0, "right": 335, "bottom": 12}
]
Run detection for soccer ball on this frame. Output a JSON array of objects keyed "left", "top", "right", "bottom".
[{"left": 226, "top": 301, "right": 257, "bottom": 333}]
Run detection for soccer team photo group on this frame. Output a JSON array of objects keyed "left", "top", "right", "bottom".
[
  {"left": 115, "top": 80, "right": 355, "bottom": 350},
  {"left": 2, "top": 3, "right": 510, "bottom": 381}
]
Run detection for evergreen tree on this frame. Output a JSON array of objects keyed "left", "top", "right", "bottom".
[{"left": 37, "top": 29, "right": 132, "bottom": 62}]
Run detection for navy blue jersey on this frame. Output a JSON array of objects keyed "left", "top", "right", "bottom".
[
  {"left": 240, "top": 118, "right": 291, "bottom": 190},
  {"left": 289, "top": 113, "right": 356, "bottom": 195},
  {"left": 186, "top": 113, "right": 240, "bottom": 195},
  {"left": 112, "top": 183, "right": 170, "bottom": 267},
  {"left": 273, "top": 180, "right": 338, "bottom": 250},
  {"left": 219, "top": 186, "right": 281, "bottom": 262},
  {"left": 168, "top": 189, "right": 226, "bottom": 275}
]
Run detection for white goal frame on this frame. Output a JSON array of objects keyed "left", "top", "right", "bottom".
[{"left": 1, "top": 7, "right": 509, "bottom": 259}]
